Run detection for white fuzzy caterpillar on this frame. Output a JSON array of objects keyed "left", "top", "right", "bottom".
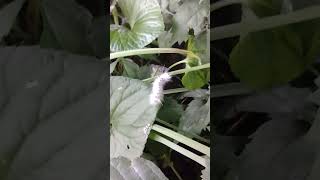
[{"left": 149, "top": 72, "right": 171, "bottom": 106}]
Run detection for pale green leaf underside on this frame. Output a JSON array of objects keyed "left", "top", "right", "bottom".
[
  {"left": 110, "top": 0, "right": 164, "bottom": 52},
  {"left": 110, "top": 76, "right": 159, "bottom": 160},
  {"left": 110, "top": 157, "right": 168, "bottom": 180},
  {"left": 179, "top": 97, "right": 210, "bottom": 135}
]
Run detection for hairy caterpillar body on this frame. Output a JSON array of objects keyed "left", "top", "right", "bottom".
[{"left": 149, "top": 73, "right": 171, "bottom": 106}]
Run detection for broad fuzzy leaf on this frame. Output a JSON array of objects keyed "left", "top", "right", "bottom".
[
  {"left": 110, "top": 0, "right": 164, "bottom": 52},
  {"left": 0, "top": 46, "right": 107, "bottom": 179},
  {"left": 110, "top": 76, "right": 160, "bottom": 160}
]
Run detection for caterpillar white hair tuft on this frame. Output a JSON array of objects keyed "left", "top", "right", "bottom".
[{"left": 149, "top": 72, "right": 171, "bottom": 106}]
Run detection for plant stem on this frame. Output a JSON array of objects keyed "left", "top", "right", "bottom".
[
  {"left": 157, "top": 120, "right": 210, "bottom": 145},
  {"left": 152, "top": 124, "right": 210, "bottom": 156},
  {"left": 112, "top": 8, "right": 119, "bottom": 25},
  {"left": 211, "top": 5, "right": 320, "bottom": 41},
  {"left": 149, "top": 132, "right": 207, "bottom": 167},
  {"left": 211, "top": 0, "right": 244, "bottom": 12},
  {"left": 168, "top": 58, "right": 188, "bottom": 70},
  {"left": 169, "top": 163, "right": 183, "bottom": 180},
  {"left": 155, "top": 119, "right": 210, "bottom": 144},
  {"left": 163, "top": 88, "right": 189, "bottom": 94},
  {"left": 110, "top": 48, "right": 193, "bottom": 60},
  {"left": 143, "top": 63, "right": 210, "bottom": 82}
]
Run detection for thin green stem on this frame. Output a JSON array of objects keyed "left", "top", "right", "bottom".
[
  {"left": 211, "top": 5, "right": 320, "bottom": 41},
  {"left": 152, "top": 124, "right": 210, "bottom": 156},
  {"left": 169, "top": 163, "right": 183, "bottom": 180},
  {"left": 143, "top": 63, "right": 210, "bottom": 82},
  {"left": 163, "top": 88, "right": 189, "bottom": 94},
  {"left": 149, "top": 132, "right": 207, "bottom": 167},
  {"left": 112, "top": 8, "right": 119, "bottom": 25},
  {"left": 155, "top": 119, "right": 210, "bottom": 144},
  {"left": 211, "top": 0, "right": 244, "bottom": 12},
  {"left": 110, "top": 48, "right": 193, "bottom": 60},
  {"left": 168, "top": 58, "right": 188, "bottom": 70}
]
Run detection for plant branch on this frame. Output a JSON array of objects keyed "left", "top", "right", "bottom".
[
  {"left": 149, "top": 132, "right": 207, "bottom": 167},
  {"left": 110, "top": 48, "right": 194, "bottom": 60},
  {"left": 155, "top": 119, "right": 210, "bottom": 144},
  {"left": 152, "top": 124, "right": 210, "bottom": 156},
  {"left": 163, "top": 88, "right": 189, "bottom": 94},
  {"left": 211, "top": 5, "right": 320, "bottom": 40}
]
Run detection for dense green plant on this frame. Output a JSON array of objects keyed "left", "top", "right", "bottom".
[{"left": 110, "top": 0, "right": 210, "bottom": 179}]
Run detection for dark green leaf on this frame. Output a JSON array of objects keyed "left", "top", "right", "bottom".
[
  {"left": 229, "top": 27, "right": 307, "bottom": 89},
  {"left": 40, "top": 0, "right": 93, "bottom": 55},
  {"left": 0, "top": 0, "right": 25, "bottom": 41},
  {"left": 0, "top": 46, "right": 107, "bottom": 179}
]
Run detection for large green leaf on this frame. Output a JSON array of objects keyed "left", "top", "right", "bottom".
[
  {"left": 110, "top": 76, "right": 160, "bottom": 160},
  {"left": 229, "top": 27, "right": 307, "bottom": 89},
  {"left": 0, "top": 46, "right": 107, "bottom": 179},
  {"left": 110, "top": 0, "right": 164, "bottom": 52},
  {"left": 0, "top": 0, "right": 25, "bottom": 41},
  {"left": 237, "top": 0, "right": 320, "bottom": 88}
]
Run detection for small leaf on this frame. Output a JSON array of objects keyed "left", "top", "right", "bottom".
[
  {"left": 110, "top": 59, "right": 120, "bottom": 74},
  {"left": 121, "top": 58, "right": 140, "bottom": 78},
  {"left": 157, "top": 97, "right": 184, "bottom": 125},
  {"left": 182, "top": 70, "right": 207, "bottom": 90},
  {"left": 179, "top": 97, "right": 210, "bottom": 134},
  {"left": 110, "top": 0, "right": 164, "bottom": 52}
]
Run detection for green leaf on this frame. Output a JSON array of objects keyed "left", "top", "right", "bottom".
[
  {"left": 159, "top": 0, "right": 209, "bottom": 47},
  {"left": 110, "top": 156, "right": 168, "bottom": 180},
  {"left": 40, "top": 0, "right": 93, "bottom": 55},
  {"left": 110, "top": 59, "right": 120, "bottom": 74},
  {"left": 121, "top": 58, "right": 140, "bottom": 78},
  {"left": 157, "top": 97, "right": 183, "bottom": 126},
  {"left": 179, "top": 96, "right": 210, "bottom": 134},
  {"left": 0, "top": 0, "right": 25, "bottom": 41},
  {"left": 229, "top": 27, "right": 307, "bottom": 89},
  {"left": 110, "top": 0, "right": 164, "bottom": 52},
  {"left": 0, "top": 46, "right": 108, "bottom": 179},
  {"left": 187, "top": 33, "right": 209, "bottom": 64},
  {"left": 246, "top": 0, "right": 320, "bottom": 73},
  {"left": 182, "top": 70, "right": 207, "bottom": 90},
  {"left": 110, "top": 76, "right": 160, "bottom": 160}
]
